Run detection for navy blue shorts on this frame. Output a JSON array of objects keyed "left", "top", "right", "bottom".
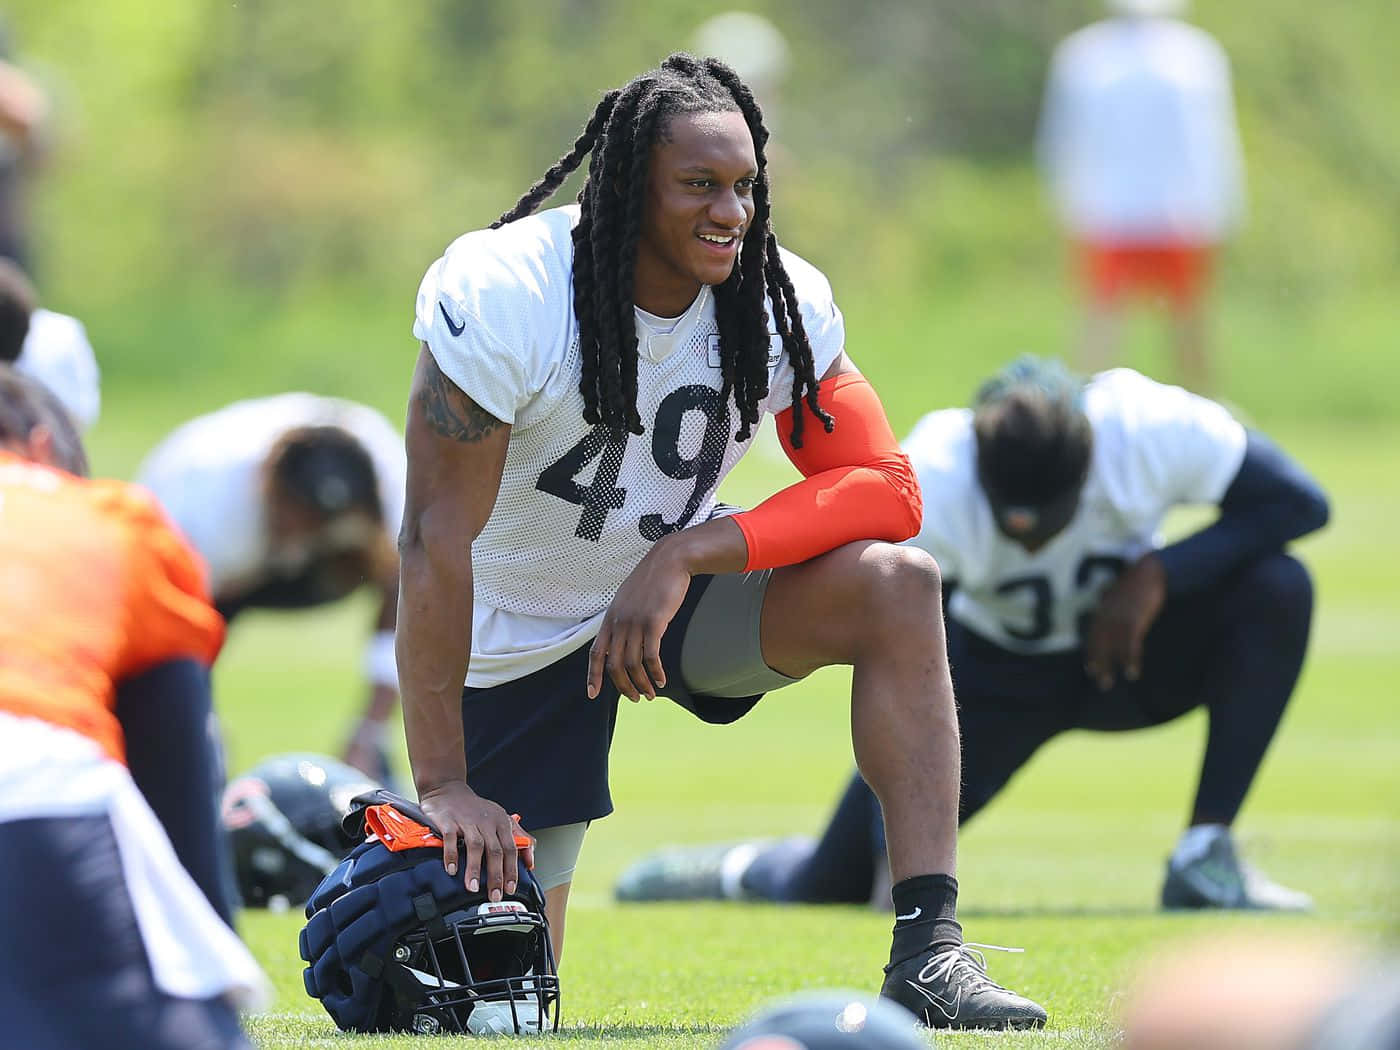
[
  {"left": 0, "top": 814, "right": 250, "bottom": 1050},
  {"left": 462, "top": 574, "right": 764, "bottom": 830}
]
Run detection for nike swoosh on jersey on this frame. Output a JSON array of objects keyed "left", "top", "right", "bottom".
[
  {"left": 438, "top": 302, "right": 466, "bottom": 337},
  {"left": 895, "top": 906, "right": 922, "bottom": 922}
]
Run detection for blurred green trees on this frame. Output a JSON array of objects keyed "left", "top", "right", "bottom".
[{"left": 5, "top": 0, "right": 1397, "bottom": 430}]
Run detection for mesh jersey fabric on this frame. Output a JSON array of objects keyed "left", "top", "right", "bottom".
[
  {"left": 903, "top": 368, "right": 1246, "bottom": 653},
  {"left": 412, "top": 205, "right": 845, "bottom": 686}
]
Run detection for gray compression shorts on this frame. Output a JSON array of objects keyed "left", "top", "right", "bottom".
[
  {"left": 679, "top": 568, "right": 803, "bottom": 698},
  {"left": 529, "top": 822, "right": 589, "bottom": 892}
]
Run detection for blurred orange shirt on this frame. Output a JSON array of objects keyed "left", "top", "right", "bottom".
[{"left": 0, "top": 451, "right": 224, "bottom": 763}]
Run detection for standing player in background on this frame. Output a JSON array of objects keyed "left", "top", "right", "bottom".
[
  {"left": 0, "top": 365, "right": 267, "bottom": 1050},
  {"left": 619, "top": 357, "right": 1327, "bottom": 913},
  {"left": 1036, "top": 0, "right": 1245, "bottom": 393},
  {"left": 398, "top": 53, "right": 1047, "bottom": 1030},
  {"left": 0, "top": 257, "right": 100, "bottom": 430},
  {"left": 137, "top": 393, "right": 406, "bottom": 783}
]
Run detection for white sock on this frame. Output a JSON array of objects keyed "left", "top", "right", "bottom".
[
  {"left": 1170, "top": 823, "right": 1230, "bottom": 870},
  {"left": 719, "top": 842, "right": 762, "bottom": 900}
]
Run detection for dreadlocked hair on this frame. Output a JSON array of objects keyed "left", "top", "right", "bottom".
[
  {"left": 972, "top": 355, "right": 1092, "bottom": 506},
  {"left": 493, "top": 52, "right": 834, "bottom": 445}
]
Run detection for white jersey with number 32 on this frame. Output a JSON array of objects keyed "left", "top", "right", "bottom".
[
  {"left": 904, "top": 369, "right": 1246, "bottom": 654},
  {"left": 412, "top": 205, "right": 845, "bottom": 686}
]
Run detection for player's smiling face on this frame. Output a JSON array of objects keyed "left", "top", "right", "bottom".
[{"left": 633, "top": 109, "right": 757, "bottom": 317}]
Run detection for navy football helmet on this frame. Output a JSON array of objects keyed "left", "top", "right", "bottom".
[
  {"left": 221, "top": 752, "right": 381, "bottom": 908},
  {"left": 719, "top": 992, "right": 926, "bottom": 1049},
  {"left": 300, "top": 793, "right": 560, "bottom": 1035}
]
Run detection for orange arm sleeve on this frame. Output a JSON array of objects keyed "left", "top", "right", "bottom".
[{"left": 730, "top": 372, "right": 923, "bottom": 572}]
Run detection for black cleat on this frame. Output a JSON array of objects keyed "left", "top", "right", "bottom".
[
  {"left": 1161, "top": 832, "right": 1312, "bottom": 911},
  {"left": 880, "top": 942, "right": 1048, "bottom": 1030}
]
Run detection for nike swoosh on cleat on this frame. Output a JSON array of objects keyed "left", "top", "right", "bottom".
[
  {"left": 895, "top": 906, "right": 922, "bottom": 922},
  {"left": 904, "top": 979, "right": 961, "bottom": 1020},
  {"left": 439, "top": 302, "right": 466, "bottom": 336}
]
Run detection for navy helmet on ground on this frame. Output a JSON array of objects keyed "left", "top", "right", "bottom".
[
  {"left": 299, "top": 791, "right": 560, "bottom": 1036},
  {"left": 719, "top": 991, "right": 928, "bottom": 1049},
  {"left": 221, "top": 752, "right": 381, "bottom": 908}
]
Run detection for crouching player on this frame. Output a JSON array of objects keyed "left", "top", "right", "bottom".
[{"left": 0, "top": 365, "right": 267, "bottom": 1050}]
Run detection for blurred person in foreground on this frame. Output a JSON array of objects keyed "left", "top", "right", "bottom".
[
  {"left": 1036, "top": 0, "right": 1245, "bottom": 393},
  {"left": 137, "top": 393, "right": 406, "bottom": 783},
  {"left": 0, "top": 365, "right": 267, "bottom": 1050},
  {"left": 618, "top": 357, "right": 1327, "bottom": 913},
  {"left": 0, "top": 257, "right": 100, "bottom": 429},
  {"left": 398, "top": 52, "right": 1046, "bottom": 1030},
  {"left": 1120, "top": 932, "right": 1400, "bottom": 1050},
  {"left": 718, "top": 991, "right": 926, "bottom": 1049}
]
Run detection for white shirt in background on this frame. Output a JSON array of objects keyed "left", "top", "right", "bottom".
[
  {"left": 14, "top": 307, "right": 101, "bottom": 429},
  {"left": 1036, "top": 16, "right": 1245, "bottom": 242}
]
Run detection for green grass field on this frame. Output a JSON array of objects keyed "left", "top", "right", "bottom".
[{"left": 187, "top": 408, "right": 1398, "bottom": 1049}]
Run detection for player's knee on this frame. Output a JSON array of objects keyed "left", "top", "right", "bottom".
[
  {"left": 1246, "top": 552, "right": 1313, "bottom": 619},
  {"left": 860, "top": 544, "right": 942, "bottom": 624}
]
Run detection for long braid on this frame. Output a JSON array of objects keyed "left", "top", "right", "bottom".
[
  {"left": 770, "top": 233, "right": 834, "bottom": 447},
  {"left": 571, "top": 187, "right": 601, "bottom": 424},
  {"left": 494, "top": 53, "right": 833, "bottom": 442},
  {"left": 492, "top": 90, "right": 619, "bottom": 229},
  {"left": 703, "top": 57, "right": 831, "bottom": 447},
  {"left": 613, "top": 93, "right": 665, "bottom": 435},
  {"left": 588, "top": 81, "right": 647, "bottom": 434}
]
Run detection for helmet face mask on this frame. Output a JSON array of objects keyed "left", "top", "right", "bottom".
[{"left": 390, "top": 899, "right": 560, "bottom": 1035}]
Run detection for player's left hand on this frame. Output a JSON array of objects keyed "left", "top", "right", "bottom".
[
  {"left": 588, "top": 538, "right": 691, "bottom": 703},
  {"left": 1083, "top": 552, "right": 1167, "bottom": 691}
]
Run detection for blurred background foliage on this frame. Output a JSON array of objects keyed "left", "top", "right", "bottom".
[{"left": 6, "top": 0, "right": 1397, "bottom": 464}]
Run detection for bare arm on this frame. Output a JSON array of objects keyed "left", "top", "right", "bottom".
[
  {"left": 397, "top": 344, "right": 528, "bottom": 898},
  {"left": 341, "top": 571, "right": 401, "bottom": 777}
]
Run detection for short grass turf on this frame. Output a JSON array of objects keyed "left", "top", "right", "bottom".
[{"left": 214, "top": 420, "right": 1398, "bottom": 1048}]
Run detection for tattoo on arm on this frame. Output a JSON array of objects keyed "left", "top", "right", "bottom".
[{"left": 420, "top": 358, "right": 505, "bottom": 442}]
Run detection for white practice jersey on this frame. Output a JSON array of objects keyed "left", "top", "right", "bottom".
[
  {"left": 905, "top": 369, "right": 1246, "bottom": 653},
  {"left": 413, "top": 205, "right": 845, "bottom": 686},
  {"left": 136, "top": 393, "right": 406, "bottom": 597},
  {"left": 1036, "top": 17, "right": 1245, "bottom": 241},
  {"left": 14, "top": 308, "right": 101, "bottom": 429}
]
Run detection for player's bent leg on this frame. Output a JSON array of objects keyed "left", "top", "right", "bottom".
[
  {"left": 1160, "top": 553, "right": 1315, "bottom": 912},
  {"left": 1190, "top": 552, "right": 1313, "bottom": 828},
  {"left": 760, "top": 540, "right": 1046, "bottom": 1029},
  {"left": 530, "top": 821, "right": 588, "bottom": 965},
  {"left": 761, "top": 541, "right": 958, "bottom": 882}
]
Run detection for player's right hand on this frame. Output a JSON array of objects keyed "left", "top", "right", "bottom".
[
  {"left": 1084, "top": 552, "right": 1167, "bottom": 690},
  {"left": 417, "top": 781, "right": 534, "bottom": 901}
]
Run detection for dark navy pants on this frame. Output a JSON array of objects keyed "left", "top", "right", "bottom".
[
  {"left": 743, "top": 551, "right": 1314, "bottom": 903},
  {"left": 0, "top": 815, "right": 251, "bottom": 1050}
]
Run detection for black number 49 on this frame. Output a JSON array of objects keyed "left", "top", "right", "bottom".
[{"left": 535, "top": 385, "right": 731, "bottom": 543}]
